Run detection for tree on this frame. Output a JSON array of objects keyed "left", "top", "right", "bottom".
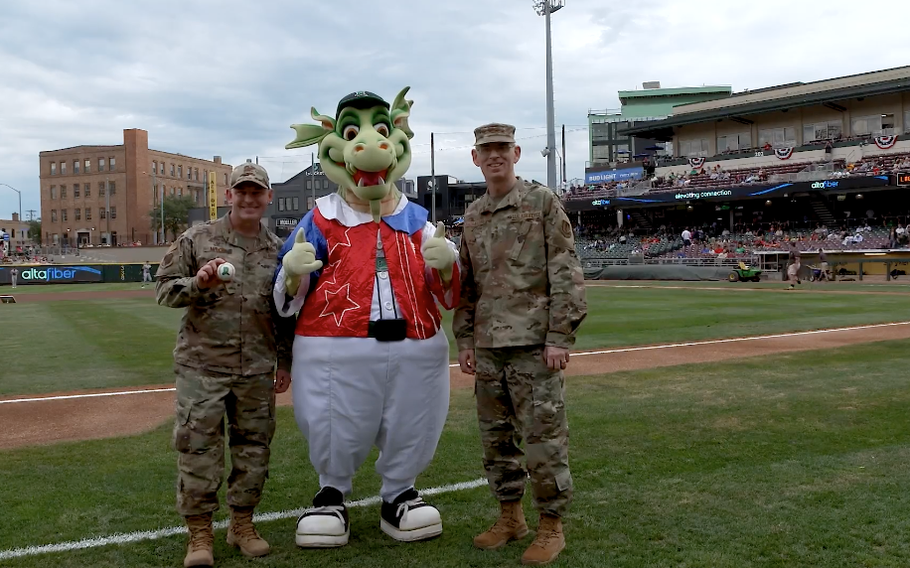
[
  {"left": 28, "top": 219, "right": 41, "bottom": 245},
  {"left": 149, "top": 195, "right": 199, "bottom": 241}
]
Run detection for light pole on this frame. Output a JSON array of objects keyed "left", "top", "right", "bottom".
[
  {"left": 0, "top": 183, "right": 22, "bottom": 222},
  {"left": 533, "top": 0, "right": 564, "bottom": 190}
]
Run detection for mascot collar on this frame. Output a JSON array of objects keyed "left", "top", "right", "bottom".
[{"left": 316, "top": 193, "right": 428, "bottom": 236}]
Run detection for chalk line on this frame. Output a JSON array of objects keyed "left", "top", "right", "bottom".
[{"left": 0, "top": 477, "right": 488, "bottom": 560}]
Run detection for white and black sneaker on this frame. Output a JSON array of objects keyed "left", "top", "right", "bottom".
[
  {"left": 295, "top": 486, "right": 350, "bottom": 548},
  {"left": 380, "top": 488, "right": 443, "bottom": 542}
]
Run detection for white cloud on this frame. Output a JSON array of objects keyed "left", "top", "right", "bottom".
[{"left": 0, "top": 0, "right": 907, "bottom": 219}]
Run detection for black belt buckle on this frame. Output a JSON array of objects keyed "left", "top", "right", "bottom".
[{"left": 369, "top": 319, "right": 407, "bottom": 342}]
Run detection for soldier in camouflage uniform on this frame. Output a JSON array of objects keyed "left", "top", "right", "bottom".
[
  {"left": 453, "top": 123, "right": 587, "bottom": 566},
  {"left": 156, "top": 162, "right": 296, "bottom": 568}
]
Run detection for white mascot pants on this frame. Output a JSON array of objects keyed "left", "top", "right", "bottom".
[{"left": 291, "top": 329, "right": 450, "bottom": 503}]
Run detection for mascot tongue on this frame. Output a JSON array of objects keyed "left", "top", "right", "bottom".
[{"left": 353, "top": 168, "right": 388, "bottom": 187}]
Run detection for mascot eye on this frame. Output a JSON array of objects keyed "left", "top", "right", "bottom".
[
  {"left": 374, "top": 123, "right": 390, "bottom": 137},
  {"left": 343, "top": 125, "right": 360, "bottom": 140}
]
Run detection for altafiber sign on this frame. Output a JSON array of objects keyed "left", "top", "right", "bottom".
[{"left": 0, "top": 265, "right": 103, "bottom": 285}]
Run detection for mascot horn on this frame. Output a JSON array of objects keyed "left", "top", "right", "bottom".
[{"left": 273, "top": 87, "right": 461, "bottom": 548}]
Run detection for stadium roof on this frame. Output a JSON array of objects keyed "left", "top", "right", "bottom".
[
  {"left": 619, "top": 65, "right": 910, "bottom": 141},
  {"left": 617, "top": 85, "right": 732, "bottom": 104}
]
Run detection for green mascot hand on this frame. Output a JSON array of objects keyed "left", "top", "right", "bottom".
[
  {"left": 421, "top": 222, "right": 455, "bottom": 282},
  {"left": 284, "top": 230, "right": 323, "bottom": 295}
]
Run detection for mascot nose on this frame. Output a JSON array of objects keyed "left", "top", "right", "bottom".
[{"left": 354, "top": 142, "right": 391, "bottom": 153}]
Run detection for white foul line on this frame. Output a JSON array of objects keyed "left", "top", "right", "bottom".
[
  {"left": 3, "top": 320, "right": 909, "bottom": 406},
  {"left": 0, "top": 477, "right": 488, "bottom": 560}
]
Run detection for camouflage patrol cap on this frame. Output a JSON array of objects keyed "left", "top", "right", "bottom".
[
  {"left": 230, "top": 162, "right": 270, "bottom": 190},
  {"left": 474, "top": 123, "right": 516, "bottom": 146},
  {"left": 336, "top": 90, "right": 390, "bottom": 118}
]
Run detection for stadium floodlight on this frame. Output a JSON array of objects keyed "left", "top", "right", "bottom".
[{"left": 532, "top": 0, "right": 565, "bottom": 190}]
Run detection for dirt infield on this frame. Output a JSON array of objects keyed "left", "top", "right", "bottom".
[{"left": 2, "top": 322, "right": 909, "bottom": 450}]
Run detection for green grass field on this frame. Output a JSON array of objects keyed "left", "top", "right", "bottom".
[
  {"left": 1, "top": 283, "right": 909, "bottom": 396},
  {"left": 3, "top": 281, "right": 910, "bottom": 566},
  {"left": 3, "top": 340, "right": 910, "bottom": 567}
]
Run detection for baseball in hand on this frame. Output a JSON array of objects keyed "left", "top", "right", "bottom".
[{"left": 217, "top": 262, "right": 235, "bottom": 282}]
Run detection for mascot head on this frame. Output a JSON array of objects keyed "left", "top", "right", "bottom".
[{"left": 286, "top": 87, "right": 414, "bottom": 221}]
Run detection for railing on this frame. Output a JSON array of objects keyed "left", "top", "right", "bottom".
[
  {"left": 616, "top": 180, "right": 654, "bottom": 197},
  {"left": 582, "top": 256, "right": 759, "bottom": 268},
  {"left": 767, "top": 161, "right": 840, "bottom": 183}
]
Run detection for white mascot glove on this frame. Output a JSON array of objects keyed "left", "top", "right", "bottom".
[
  {"left": 283, "top": 229, "right": 323, "bottom": 295},
  {"left": 421, "top": 222, "right": 455, "bottom": 281}
]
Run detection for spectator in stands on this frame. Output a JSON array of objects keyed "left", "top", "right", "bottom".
[{"left": 681, "top": 228, "right": 692, "bottom": 247}]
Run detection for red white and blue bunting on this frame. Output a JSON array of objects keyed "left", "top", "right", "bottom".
[
  {"left": 874, "top": 135, "right": 897, "bottom": 150},
  {"left": 774, "top": 147, "right": 794, "bottom": 160},
  {"left": 687, "top": 157, "right": 706, "bottom": 169}
]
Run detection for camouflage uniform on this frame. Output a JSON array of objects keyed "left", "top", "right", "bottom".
[
  {"left": 156, "top": 169, "right": 295, "bottom": 518},
  {"left": 453, "top": 126, "right": 587, "bottom": 518}
]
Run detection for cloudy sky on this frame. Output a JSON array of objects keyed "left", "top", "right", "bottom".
[{"left": 1, "top": 0, "right": 907, "bottom": 220}]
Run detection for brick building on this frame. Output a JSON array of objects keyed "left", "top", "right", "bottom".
[
  {"left": 0, "top": 213, "right": 31, "bottom": 256},
  {"left": 39, "top": 128, "right": 232, "bottom": 246}
]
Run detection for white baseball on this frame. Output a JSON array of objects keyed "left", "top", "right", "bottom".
[{"left": 217, "top": 262, "right": 235, "bottom": 282}]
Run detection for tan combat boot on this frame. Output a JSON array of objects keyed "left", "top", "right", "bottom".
[
  {"left": 473, "top": 500, "right": 529, "bottom": 550},
  {"left": 521, "top": 514, "right": 565, "bottom": 565},
  {"left": 183, "top": 513, "right": 214, "bottom": 568},
  {"left": 226, "top": 506, "right": 270, "bottom": 558}
]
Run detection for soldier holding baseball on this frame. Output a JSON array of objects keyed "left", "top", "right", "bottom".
[{"left": 156, "top": 162, "right": 295, "bottom": 567}]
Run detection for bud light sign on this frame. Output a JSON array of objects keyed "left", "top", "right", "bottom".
[{"left": 0, "top": 265, "right": 103, "bottom": 285}]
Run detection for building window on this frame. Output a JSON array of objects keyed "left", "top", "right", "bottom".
[
  {"left": 84, "top": 183, "right": 90, "bottom": 197},
  {"left": 224, "top": 173, "right": 228, "bottom": 185},
  {"left": 194, "top": 168, "right": 199, "bottom": 181},
  {"left": 62, "top": 209, "right": 68, "bottom": 222},
  {"left": 50, "top": 185, "right": 57, "bottom": 199},
  {"left": 73, "top": 160, "right": 80, "bottom": 174},
  {"left": 178, "top": 187, "right": 183, "bottom": 197},
  {"left": 99, "top": 157, "right": 106, "bottom": 171},
  {"left": 84, "top": 159, "right": 91, "bottom": 173},
  {"left": 187, "top": 167, "right": 192, "bottom": 180},
  {"left": 74, "top": 183, "right": 80, "bottom": 198},
  {"left": 170, "top": 164, "right": 175, "bottom": 176},
  {"left": 99, "top": 182, "right": 105, "bottom": 197},
  {"left": 306, "top": 180, "right": 312, "bottom": 190},
  {"left": 51, "top": 210, "right": 57, "bottom": 222},
  {"left": 100, "top": 208, "right": 107, "bottom": 219},
  {"left": 717, "top": 132, "right": 752, "bottom": 152},
  {"left": 178, "top": 165, "right": 183, "bottom": 178},
  {"left": 803, "top": 120, "right": 842, "bottom": 143},
  {"left": 152, "top": 161, "right": 157, "bottom": 174},
  {"left": 110, "top": 207, "right": 116, "bottom": 219},
  {"left": 109, "top": 181, "right": 116, "bottom": 195},
  {"left": 679, "top": 138, "right": 709, "bottom": 157},
  {"left": 86, "top": 208, "right": 92, "bottom": 220},
  {"left": 50, "top": 162, "right": 57, "bottom": 175},
  {"left": 60, "top": 185, "right": 67, "bottom": 199},
  {"left": 279, "top": 197, "right": 286, "bottom": 212},
  {"left": 758, "top": 127, "right": 797, "bottom": 148},
  {"left": 852, "top": 114, "right": 894, "bottom": 137},
  {"left": 109, "top": 157, "right": 115, "bottom": 171},
  {"left": 75, "top": 208, "right": 81, "bottom": 221},
  {"left": 292, "top": 196, "right": 299, "bottom": 210},
  {"left": 60, "top": 162, "right": 66, "bottom": 175}
]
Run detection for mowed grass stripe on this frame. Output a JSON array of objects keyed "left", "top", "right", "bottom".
[
  {"left": 0, "top": 301, "right": 179, "bottom": 395},
  {"left": 3, "top": 340, "right": 910, "bottom": 566},
  {"left": 5, "top": 285, "right": 910, "bottom": 397}
]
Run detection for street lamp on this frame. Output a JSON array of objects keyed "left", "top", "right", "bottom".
[
  {"left": 0, "top": 183, "right": 22, "bottom": 222},
  {"left": 532, "top": 0, "right": 564, "bottom": 191}
]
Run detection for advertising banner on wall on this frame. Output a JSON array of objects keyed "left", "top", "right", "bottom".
[
  {"left": 0, "top": 265, "right": 104, "bottom": 285},
  {"left": 565, "top": 175, "right": 893, "bottom": 211},
  {"left": 584, "top": 166, "right": 644, "bottom": 185}
]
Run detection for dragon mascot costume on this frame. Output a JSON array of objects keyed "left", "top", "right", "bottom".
[{"left": 273, "top": 88, "right": 460, "bottom": 547}]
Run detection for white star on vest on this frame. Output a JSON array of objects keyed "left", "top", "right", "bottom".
[{"left": 320, "top": 282, "right": 361, "bottom": 327}]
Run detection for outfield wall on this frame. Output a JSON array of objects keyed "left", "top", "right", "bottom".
[
  {"left": 0, "top": 263, "right": 159, "bottom": 285},
  {"left": 584, "top": 265, "right": 739, "bottom": 281}
]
